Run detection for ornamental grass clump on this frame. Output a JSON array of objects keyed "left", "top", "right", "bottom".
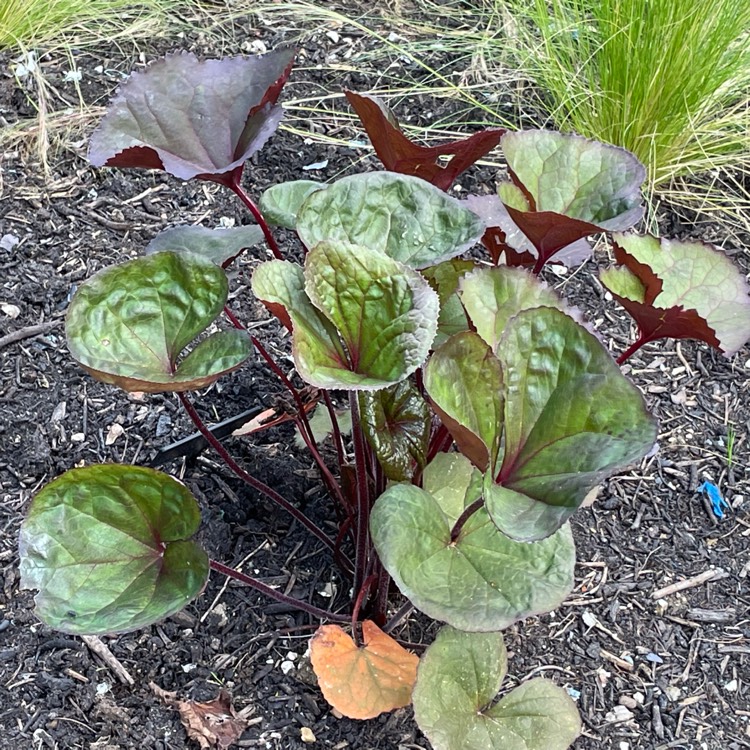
[{"left": 17, "top": 48, "right": 750, "bottom": 750}]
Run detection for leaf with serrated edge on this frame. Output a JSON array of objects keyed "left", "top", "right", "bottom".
[
  {"left": 303, "top": 240, "right": 439, "bottom": 389},
  {"left": 370, "top": 453, "right": 575, "bottom": 631},
  {"left": 602, "top": 233, "right": 750, "bottom": 356},
  {"left": 345, "top": 91, "right": 504, "bottom": 191},
  {"left": 413, "top": 626, "right": 581, "bottom": 750},
  {"left": 88, "top": 49, "right": 294, "bottom": 180},
  {"left": 310, "top": 620, "right": 418, "bottom": 720},
  {"left": 66, "top": 251, "right": 251, "bottom": 393},
  {"left": 490, "top": 307, "right": 657, "bottom": 541},
  {"left": 145, "top": 225, "right": 264, "bottom": 266},
  {"left": 424, "top": 332, "right": 503, "bottom": 471},
  {"left": 19, "top": 465, "right": 209, "bottom": 634},
  {"left": 297, "top": 172, "right": 485, "bottom": 269},
  {"left": 359, "top": 381, "right": 430, "bottom": 481},
  {"left": 259, "top": 180, "right": 326, "bottom": 229},
  {"left": 460, "top": 266, "right": 566, "bottom": 352}
]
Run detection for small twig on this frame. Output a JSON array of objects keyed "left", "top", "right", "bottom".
[
  {"left": 81, "top": 635, "right": 134, "bottom": 685},
  {"left": 0, "top": 320, "right": 61, "bottom": 350},
  {"left": 651, "top": 568, "right": 728, "bottom": 599}
]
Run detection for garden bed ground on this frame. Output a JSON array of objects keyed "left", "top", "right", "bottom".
[{"left": 1, "top": 4, "right": 749, "bottom": 749}]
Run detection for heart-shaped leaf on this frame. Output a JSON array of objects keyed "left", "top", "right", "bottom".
[
  {"left": 310, "top": 620, "right": 419, "bottom": 720},
  {"left": 145, "top": 225, "right": 264, "bottom": 266},
  {"left": 370, "top": 453, "right": 575, "bottom": 631},
  {"left": 19, "top": 465, "right": 209, "bottom": 635},
  {"left": 498, "top": 130, "right": 645, "bottom": 269},
  {"left": 66, "top": 251, "right": 252, "bottom": 392},
  {"left": 297, "top": 172, "right": 485, "bottom": 269},
  {"left": 601, "top": 233, "right": 750, "bottom": 356},
  {"left": 259, "top": 180, "right": 326, "bottom": 229},
  {"left": 424, "top": 332, "right": 503, "bottom": 471},
  {"left": 490, "top": 307, "right": 657, "bottom": 541},
  {"left": 346, "top": 91, "right": 504, "bottom": 191},
  {"left": 413, "top": 626, "right": 581, "bottom": 750},
  {"left": 88, "top": 49, "right": 294, "bottom": 180},
  {"left": 358, "top": 380, "right": 431, "bottom": 481}
]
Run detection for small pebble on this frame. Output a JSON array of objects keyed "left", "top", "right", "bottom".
[
  {"left": 619, "top": 695, "right": 637, "bottom": 709},
  {"left": 301, "top": 726, "right": 316, "bottom": 743},
  {"left": 724, "top": 679, "right": 738, "bottom": 692}
]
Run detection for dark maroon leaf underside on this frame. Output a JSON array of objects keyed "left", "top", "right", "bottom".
[{"left": 346, "top": 91, "right": 504, "bottom": 191}]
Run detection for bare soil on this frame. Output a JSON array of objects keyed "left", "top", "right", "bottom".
[{"left": 1, "top": 4, "right": 749, "bottom": 749}]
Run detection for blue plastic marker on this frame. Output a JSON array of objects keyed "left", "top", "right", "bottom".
[{"left": 697, "top": 481, "right": 730, "bottom": 519}]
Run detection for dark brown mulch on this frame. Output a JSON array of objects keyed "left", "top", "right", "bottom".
[{"left": 1, "top": 5, "right": 749, "bottom": 749}]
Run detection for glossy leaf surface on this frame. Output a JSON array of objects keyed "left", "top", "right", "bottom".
[
  {"left": 310, "top": 620, "right": 419, "bottom": 720},
  {"left": 601, "top": 233, "right": 750, "bottom": 356},
  {"left": 19, "top": 465, "right": 208, "bottom": 634},
  {"left": 413, "top": 627, "right": 581, "bottom": 750},
  {"left": 346, "top": 90, "right": 504, "bottom": 190},
  {"left": 259, "top": 179, "right": 325, "bottom": 229},
  {"left": 89, "top": 49, "right": 294, "bottom": 180},
  {"left": 498, "top": 130, "right": 645, "bottom": 266},
  {"left": 297, "top": 172, "right": 484, "bottom": 269},
  {"left": 145, "top": 225, "right": 264, "bottom": 266},
  {"left": 359, "top": 381, "right": 430, "bottom": 481},
  {"left": 421, "top": 259, "right": 475, "bottom": 346},
  {"left": 66, "top": 252, "right": 251, "bottom": 392},
  {"left": 370, "top": 453, "right": 575, "bottom": 631},
  {"left": 253, "top": 242, "right": 439, "bottom": 389},
  {"left": 491, "top": 307, "right": 657, "bottom": 540},
  {"left": 424, "top": 332, "right": 503, "bottom": 471}
]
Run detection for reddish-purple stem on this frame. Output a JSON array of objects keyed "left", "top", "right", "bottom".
[
  {"left": 223, "top": 305, "right": 244, "bottom": 329},
  {"left": 178, "top": 392, "right": 342, "bottom": 558},
  {"left": 350, "top": 392, "right": 371, "bottom": 599},
  {"left": 351, "top": 574, "right": 377, "bottom": 641},
  {"left": 321, "top": 390, "right": 346, "bottom": 473},
  {"left": 229, "top": 172, "right": 283, "bottom": 260},
  {"left": 616, "top": 333, "right": 651, "bottom": 365},
  {"left": 383, "top": 600, "right": 415, "bottom": 634},
  {"left": 450, "top": 497, "right": 484, "bottom": 542},
  {"left": 210, "top": 560, "right": 348, "bottom": 623}
]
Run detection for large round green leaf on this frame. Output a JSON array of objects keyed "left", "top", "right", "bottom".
[
  {"left": 145, "top": 225, "right": 264, "bottom": 266},
  {"left": 66, "top": 251, "right": 252, "bottom": 392},
  {"left": 19, "top": 465, "right": 209, "bottom": 635},
  {"left": 296, "top": 172, "right": 484, "bottom": 269},
  {"left": 370, "top": 454, "right": 575, "bottom": 631},
  {"left": 259, "top": 179, "right": 325, "bottom": 229},
  {"left": 490, "top": 307, "right": 657, "bottom": 541},
  {"left": 413, "top": 627, "right": 581, "bottom": 750}
]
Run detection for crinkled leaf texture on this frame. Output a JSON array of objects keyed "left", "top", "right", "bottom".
[
  {"left": 413, "top": 626, "right": 581, "bottom": 750},
  {"left": 359, "top": 381, "right": 431, "bottom": 481},
  {"left": 310, "top": 620, "right": 419, "bottom": 720},
  {"left": 493, "top": 130, "right": 645, "bottom": 268},
  {"left": 296, "top": 172, "right": 485, "bottom": 269},
  {"left": 88, "top": 49, "right": 294, "bottom": 180},
  {"left": 19, "top": 465, "right": 209, "bottom": 635},
  {"left": 345, "top": 90, "right": 504, "bottom": 191},
  {"left": 370, "top": 453, "right": 576, "bottom": 632},
  {"left": 601, "top": 232, "right": 750, "bottom": 356},
  {"left": 145, "top": 225, "right": 264, "bottom": 266},
  {"left": 259, "top": 179, "right": 325, "bottom": 229},
  {"left": 424, "top": 267, "right": 656, "bottom": 541},
  {"left": 252, "top": 241, "right": 439, "bottom": 390},
  {"left": 491, "top": 307, "right": 657, "bottom": 541},
  {"left": 66, "top": 251, "right": 252, "bottom": 393}
]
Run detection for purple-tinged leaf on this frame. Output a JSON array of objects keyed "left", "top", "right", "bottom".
[
  {"left": 66, "top": 251, "right": 252, "bottom": 392},
  {"left": 253, "top": 242, "right": 439, "bottom": 390},
  {"left": 19, "top": 464, "right": 209, "bottom": 635},
  {"left": 601, "top": 233, "right": 750, "bottom": 356},
  {"left": 346, "top": 91, "right": 504, "bottom": 191},
  {"left": 497, "top": 130, "right": 645, "bottom": 269},
  {"left": 359, "top": 381, "right": 431, "bottom": 481},
  {"left": 88, "top": 49, "right": 294, "bottom": 180},
  {"left": 145, "top": 225, "right": 264, "bottom": 266},
  {"left": 489, "top": 307, "right": 657, "bottom": 541},
  {"left": 463, "top": 194, "right": 591, "bottom": 268}
]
